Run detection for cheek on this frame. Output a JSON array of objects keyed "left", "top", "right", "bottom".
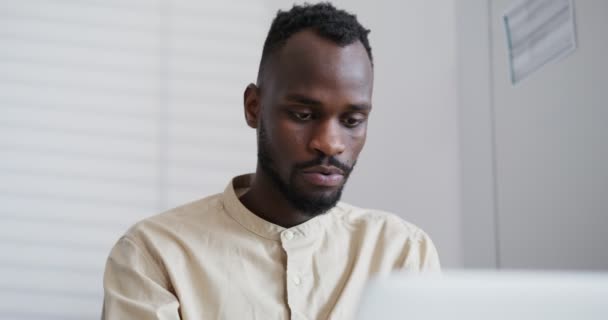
[
  {"left": 281, "top": 124, "right": 308, "bottom": 156},
  {"left": 290, "top": 127, "right": 309, "bottom": 148},
  {"left": 272, "top": 121, "right": 309, "bottom": 160},
  {"left": 346, "top": 128, "right": 367, "bottom": 159}
]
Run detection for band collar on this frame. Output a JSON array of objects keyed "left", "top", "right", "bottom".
[{"left": 221, "top": 174, "right": 336, "bottom": 241}]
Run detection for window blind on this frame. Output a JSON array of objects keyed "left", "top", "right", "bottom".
[{"left": 0, "top": 0, "right": 270, "bottom": 318}]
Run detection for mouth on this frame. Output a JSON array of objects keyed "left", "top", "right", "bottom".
[{"left": 299, "top": 165, "right": 345, "bottom": 187}]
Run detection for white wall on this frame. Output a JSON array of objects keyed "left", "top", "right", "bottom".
[
  {"left": 456, "top": 0, "right": 499, "bottom": 268},
  {"left": 490, "top": 0, "right": 608, "bottom": 270},
  {"left": 458, "top": 0, "right": 608, "bottom": 270}
]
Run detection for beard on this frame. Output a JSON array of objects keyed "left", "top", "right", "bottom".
[{"left": 257, "top": 120, "right": 355, "bottom": 217}]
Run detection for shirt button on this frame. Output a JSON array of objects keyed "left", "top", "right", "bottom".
[
  {"left": 292, "top": 275, "right": 302, "bottom": 286},
  {"left": 284, "top": 230, "right": 294, "bottom": 240}
]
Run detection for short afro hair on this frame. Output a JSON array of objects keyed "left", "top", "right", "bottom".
[{"left": 257, "top": 2, "right": 372, "bottom": 82}]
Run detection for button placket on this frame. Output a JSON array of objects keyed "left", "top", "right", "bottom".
[
  {"left": 282, "top": 228, "right": 313, "bottom": 319},
  {"left": 283, "top": 230, "right": 302, "bottom": 287}
]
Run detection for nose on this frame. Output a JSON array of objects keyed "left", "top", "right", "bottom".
[{"left": 308, "top": 119, "right": 346, "bottom": 157}]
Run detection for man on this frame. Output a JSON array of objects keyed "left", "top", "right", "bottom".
[{"left": 103, "top": 3, "right": 440, "bottom": 319}]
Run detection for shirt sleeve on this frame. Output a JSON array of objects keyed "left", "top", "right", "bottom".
[
  {"left": 400, "top": 227, "right": 441, "bottom": 272},
  {"left": 102, "top": 235, "right": 181, "bottom": 319},
  {"left": 412, "top": 229, "right": 441, "bottom": 271}
]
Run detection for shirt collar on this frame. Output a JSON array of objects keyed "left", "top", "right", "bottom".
[{"left": 221, "top": 173, "right": 337, "bottom": 241}]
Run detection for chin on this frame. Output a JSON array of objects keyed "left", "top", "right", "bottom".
[
  {"left": 304, "top": 189, "right": 340, "bottom": 202},
  {"left": 291, "top": 187, "right": 343, "bottom": 216}
]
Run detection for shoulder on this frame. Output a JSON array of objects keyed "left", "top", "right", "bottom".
[
  {"left": 123, "top": 193, "right": 224, "bottom": 247},
  {"left": 333, "top": 201, "right": 441, "bottom": 271},
  {"left": 333, "top": 201, "right": 430, "bottom": 240}
]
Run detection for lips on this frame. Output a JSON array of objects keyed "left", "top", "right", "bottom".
[{"left": 300, "top": 165, "right": 345, "bottom": 187}]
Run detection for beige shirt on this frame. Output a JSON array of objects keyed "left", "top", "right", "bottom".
[{"left": 102, "top": 174, "right": 440, "bottom": 320}]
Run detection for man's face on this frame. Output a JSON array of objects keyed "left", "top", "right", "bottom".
[{"left": 251, "top": 30, "right": 373, "bottom": 216}]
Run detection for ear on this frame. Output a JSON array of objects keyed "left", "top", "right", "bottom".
[{"left": 243, "top": 83, "right": 261, "bottom": 129}]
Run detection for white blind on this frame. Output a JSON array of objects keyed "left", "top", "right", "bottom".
[{"left": 0, "top": 0, "right": 270, "bottom": 318}]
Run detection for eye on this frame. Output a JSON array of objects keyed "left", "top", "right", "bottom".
[
  {"left": 342, "top": 115, "right": 366, "bottom": 128},
  {"left": 290, "top": 111, "right": 313, "bottom": 121}
]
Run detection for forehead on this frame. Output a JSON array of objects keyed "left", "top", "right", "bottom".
[{"left": 263, "top": 30, "right": 373, "bottom": 100}]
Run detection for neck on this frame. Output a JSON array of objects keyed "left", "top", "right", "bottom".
[{"left": 239, "top": 165, "right": 312, "bottom": 228}]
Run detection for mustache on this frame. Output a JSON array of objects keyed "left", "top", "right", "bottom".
[{"left": 294, "top": 156, "right": 354, "bottom": 174}]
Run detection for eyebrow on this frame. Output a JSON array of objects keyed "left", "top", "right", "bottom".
[
  {"left": 284, "top": 94, "right": 322, "bottom": 106},
  {"left": 348, "top": 103, "right": 372, "bottom": 112},
  {"left": 284, "top": 93, "right": 372, "bottom": 111}
]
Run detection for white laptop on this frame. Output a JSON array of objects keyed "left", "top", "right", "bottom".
[{"left": 356, "top": 271, "right": 608, "bottom": 320}]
